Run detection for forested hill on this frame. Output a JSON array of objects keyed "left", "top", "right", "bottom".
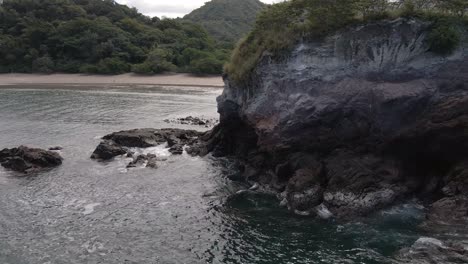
[
  {"left": 184, "top": 0, "right": 266, "bottom": 46},
  {"left": 0, "top": 0, "right": 229, "bottom": 74}
]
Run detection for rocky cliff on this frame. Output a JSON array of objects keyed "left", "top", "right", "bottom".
[{"left": 210, "top": 18, "right": 468, "bottom": 222}]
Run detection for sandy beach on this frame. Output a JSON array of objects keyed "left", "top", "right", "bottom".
[{"left": 0, "top": 73, "right": 224, "bottom": 88}]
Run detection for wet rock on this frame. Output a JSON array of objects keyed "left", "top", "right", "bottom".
[
  {"left": 127, "top": 154, "right": 147, "bottom": 168},
  {"left": 169, "top": 145, "right": 184, "bottom": 155},
  {"left": 422, "top": 161, "right": 468, "bottom": 229},
  {"left": 92, "top": 128, "right": 206, "bottom": 163},
  {"left": 314, "top": 204, "right": 333, "bottom": 220},
  {"left": 90, "top": 141, "right": 127, "bottom": 160},
  {"left": 227, "top": 172, "right": 244, "bottom": 182},
  {"left": 322, "top": 152, "right": 404, "bottom": 218},
  {"left": 164, "top": 116, "right": 218, "bottom": 127},
  {"left": 103, "top": 128, "right": 202, "bottom": 150},
  {"left": 1, "top": 157, "right": 32, "bottom": 172},
  {"left": 0, "top": 146, "right": 63, "bottom": 173},
  {"left": 395, "top": 238, "right": 468, "bottom": 264},
  {"left": 425, "top": 196, "right": 468, "bottom": 227},
  {"left": 48, "top": 146, "right": 63, "bottom": 151},
  {"left": 102, "top": 128, "right": 163, "bottom": 148},
  {"left": 146, "top": 154, "right": 158, "bottom": 168},
  {"left": 127, "top": 154, "right": 159, "bottom": 169},
  {"left": 285, "top": 166, "right": 324, "bottom": 212}
]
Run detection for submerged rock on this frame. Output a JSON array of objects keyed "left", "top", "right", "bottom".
[
  {"left": 48, "top": 146, "right": 63, "bottom": 151},
  {"left": 395, "top": 238, "right": 468, "bottom": 264},
  {"left": 0, "top": 146, "right": 63, "bottom": 173},
  {"left": 127, "top": 154, "right": 158, "bottom": 169},
  {"left": 204, "top": 18, "right": 468, "bottom": 219}
]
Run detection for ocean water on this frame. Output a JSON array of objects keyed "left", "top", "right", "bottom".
[{"left": 0, "top": 85, "right": 426, "bottom": 264}]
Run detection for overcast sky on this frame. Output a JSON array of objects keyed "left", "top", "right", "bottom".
[{"left": 116, "top": 0, "right": 283, "bottom": 18}]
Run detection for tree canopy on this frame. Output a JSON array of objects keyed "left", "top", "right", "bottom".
[{"left": 0, "top": 0, "right": 229, "bottom": 74}]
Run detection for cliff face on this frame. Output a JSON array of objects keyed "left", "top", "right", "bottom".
[{"left": 213, "top": 18, "right": 468, "bottom": 220}]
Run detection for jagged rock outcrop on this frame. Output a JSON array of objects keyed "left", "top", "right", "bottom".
[
  {"left": 210, "top": 18, "right": 468, "bottom": 220},
  {"left": 91, "top": 128, "right": 207, "bottom": 162},
  {"left": 0, "top": 146, "right": 63, "bottom": 173}
]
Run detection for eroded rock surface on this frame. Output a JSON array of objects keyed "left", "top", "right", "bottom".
[
  {"left": 207, "top": 18, "right": 468, "bottom": 220},
  {"left": 0, "top": 146, "right": 63, "bottom": 173}
]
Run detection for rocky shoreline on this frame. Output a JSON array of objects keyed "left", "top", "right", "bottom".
[
  {"left": 197, "top": 18, "right": 468, "bottom": 262},
  {"left": 1, "top": 18, "right": 467, "bottom": 263},
  {"left": 205, "top": 18, "right": 468, "bottom": 227}
]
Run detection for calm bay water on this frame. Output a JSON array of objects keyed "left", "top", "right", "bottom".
[{"left": 0, "top": 85, "right": 425, "bottom": 264}]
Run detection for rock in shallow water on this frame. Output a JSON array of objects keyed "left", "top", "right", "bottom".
[
  {"left": 126, "top": 154, "right": 158, "bottom": 169},
  {"left": 395, "top": 237, "right": 468, "bottom": 264},
  {"left": 91, "top": 128, "right": 208, "bottom": 163},
  {"left": 0, "top": 146, "right": 63, "bottom": 173},
  {"left": 90, "top": 141, "right": 127, "bottom": 160},
  {"left": 164, "top": 116, "right": 218, "bottom": 128}
]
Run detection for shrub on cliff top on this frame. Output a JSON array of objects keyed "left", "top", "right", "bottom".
[
  {"left": 225, "top": 0, "right": 359, "bottom": 84},
  {"left": 428, "top": 20, "right": 462, "bottom": 55}
]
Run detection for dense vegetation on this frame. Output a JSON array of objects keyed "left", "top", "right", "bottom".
[
  {"left": 184, "top": 0, "right": 266, "bottom": 47},
  {"left": 0, "top": 0, "right": 229, "bottom": 74},
  {"left": 225, "top": 0, "right": 468, "bottom": 84}
]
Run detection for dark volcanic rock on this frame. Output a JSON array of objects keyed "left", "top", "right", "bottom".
[
  {"left": 0, "top": 146, "right": 63, "bottom": 173},
  {"left": 92, "top": 128, "right": 206, "bottom": 163},
  {"left": 102, "top": 128, "right": 203, "bottom": 149},
  {"left": 421, "top": 161, "right": 468, "bottom": 229},
  {"left": 127, "top": 154, "right": 158, "bottom": 169},
  {"left": 206, "top": 18, "right": 468, "bottom": 219},
  {"left": 90, "top": 141, "right": 127, "bottom": 160}
]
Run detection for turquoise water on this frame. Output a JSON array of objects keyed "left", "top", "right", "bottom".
[{"left": 0, "top": 85, "right": 425, "bottom": 264}]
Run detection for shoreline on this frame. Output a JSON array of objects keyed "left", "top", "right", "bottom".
[{"left": 0, "top": 73, "right": 224, "bottom": 88}]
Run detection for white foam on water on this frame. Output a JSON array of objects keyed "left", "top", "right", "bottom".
[
  {"left": 315, "top": 204, "right": 333, "bottom": 219},
  {"left": 83, "top": 203, "right": 101, "bottom": 215},
  {"left": 130, "top": 143, "right": 171, "bottom": 158},
  {"left": 414, "top": 237, "right": 446, "bottom": 248},
  {"left": 82, "top": 240, "right": 105, "bottom": 253}
]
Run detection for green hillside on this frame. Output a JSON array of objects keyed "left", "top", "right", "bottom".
[
  {"left": 0, "top": 0, "right": 229, "bottom": 74},
  {"left": 184, "top": 0, "right": 266, "bottom": 46}
]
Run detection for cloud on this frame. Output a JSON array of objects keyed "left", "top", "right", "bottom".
[{"left": 116, "top": 0, "right": 283, "bottom": 18}]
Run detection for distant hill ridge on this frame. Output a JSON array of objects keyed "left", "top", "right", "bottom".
[{"left": 184, "top": 0, "right": 266, "bottom": 45}]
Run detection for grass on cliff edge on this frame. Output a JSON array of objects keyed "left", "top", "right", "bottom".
[{"left": 224, "top": 0, "right": 468, "bottom": 86}]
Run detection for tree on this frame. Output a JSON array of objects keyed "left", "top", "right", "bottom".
[
  {"left": 132, "top": 48, "right": 176, "bottom": 74},
  {"left": 437, "top": 0, "right": 468, "bottom": 16},
  {"left": 189, "top": 56, "right": 224, "bottom": 75},
  {"left": 32, "top": 56, "right": 54, "bottom": 73}
]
